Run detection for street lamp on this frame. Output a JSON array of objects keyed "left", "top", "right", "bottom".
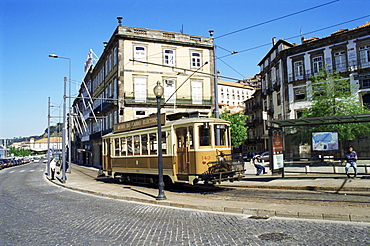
[
  {"left": 49, "top": 54, "right": 72, "bottom": 174},
  {"left": 153, "top": 81, "right": 166, "bottom": 200}
]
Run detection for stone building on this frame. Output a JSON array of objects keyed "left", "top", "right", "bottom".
[
  {"left": 246, "top": 22, "right": 370, "bottom": 154},
  {"left": 72, "top": 20, "right": 216, "bottom": 167}
]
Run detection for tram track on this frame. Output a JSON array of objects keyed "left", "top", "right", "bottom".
[{"left": 167, "top": 185, "right": 370, "bottom": 208}]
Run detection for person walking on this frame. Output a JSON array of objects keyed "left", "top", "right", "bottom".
[
  {"left": 345, "top": 146, "right": 358, "bottom": 178},
  {"left": 50, "top": 157, "right": 56, "bottom": 180}
]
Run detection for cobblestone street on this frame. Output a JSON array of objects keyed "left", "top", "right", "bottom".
[{"left": 1, "top": 163, "right": 369, "bottom": 245}]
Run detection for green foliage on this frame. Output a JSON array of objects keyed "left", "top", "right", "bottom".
[
  {"left": 9, "top": 146, "right": 31, "bottom": 157},
  {"left": 301, "top": 69, "right": 370, "bottom": 141},
  {"left": 219, "top": 111, "right": 248, "bottom": 147}
]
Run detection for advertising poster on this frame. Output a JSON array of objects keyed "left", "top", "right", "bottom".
[
  {"left": 272, "top": 130, "right": 284, "bottom": 169},
  {"left": 312, "top": 131, "right": 338, "bottom": 151}
]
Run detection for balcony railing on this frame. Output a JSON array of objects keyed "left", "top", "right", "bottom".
[{"left": 288, "top": 60, "right": 370, "bottom": 83}]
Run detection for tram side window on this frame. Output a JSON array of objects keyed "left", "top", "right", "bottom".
[
  {"left": 149, "top": 133, "right": 157, "bottom": 155},
  {"left": 114, "top": 138, "right": 120, "bottom": 156},
  {"left": 121, "top": 137, "right": 127, "bottom": 156},
  {"left": 141, "top": 134, "right": 148, "bottom": 155},
  {"left": 134, "top": 135, "right": 140, "bottom": 155},
  {"left": 214, "top": 124, "right": 228, "bottom": 147},
  {"left": 189, "top": 126, "right": 194, "bottom": 149},
  {"left": 127, "top": 136, "right": 133, "bottom": 155},
  {"left": 199, "top": 124, "right": 211, "bottom": 146},
  {"left": 162, "top": 132, "right": 167, "bottom": 154}
]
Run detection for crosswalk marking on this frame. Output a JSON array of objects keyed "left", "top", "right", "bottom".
[{"left": 2, "top": 169, "right": 45, "bottom": 174}]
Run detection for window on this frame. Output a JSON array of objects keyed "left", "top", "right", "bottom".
[
  {"left": 191, "top": 52, "right": 201, "bottom": 67},
  {"left": 127, "top": 136, "right": 133, "bottom": 155},
  {"left": 114, "top": 138, "right": 120, "bottom": 156},
  {"left": 141, "top": 134, "right": 148, "bottom": 155},
  {"left": 277, "top": 93, "right": 281, "bottom": 106},
  {"left": 134, "top": 46, "right": 146, "bottom": 62},
  {"left": 113, "top": 48, "right": 117, "bottom": 65},
  {"left": 359, "top": 45, "right": 370, "bottom": 68},
  {"left": 134, "top": 76, "right": 147, "bottom": 102},
  {"left": 334, "top": 51, "right": 346, "bottom": 71},
  {"left": 121, "top": 137, "right": 127, "bottom": 156},
  {"left": 109, "top": 54, "right": 113, "bottom": 71},
  {"left": 294, "top": 61, "right": 304, "bottom": 79},
  {"left": 189, "top": 126, "right": 194, "bottom": 149},
  {"left": 134, "top": 135, "right": 140, "bottom": 155},
  {"left": 149, "top": 133, "right": 157, "bottom": 155},
  {"left": 312, "top": 56, "right": 323, "bottom": 74},
  {"left": 164, "top": 79, "right": 176, "bottom": 103},
  {"left": 164, "top": 49, "right": 175, "bottom": 65},
  {"left": 192, "top": 80, "right": 202, "bottom": 104},
  {"left": 294, "top": 87, "right": 306, "bottom": 101},
  {"left": 214, "top": 124, "right": 228, "bottom": 147},
  {"left": 361, "top": 79, "right": 370, "bottom": 88},
  {"left": 199, "top": 124, "right": 211, "bottom": 147}
]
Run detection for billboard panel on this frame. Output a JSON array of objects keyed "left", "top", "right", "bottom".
[{"left": 312, "top": 131, "right": 338, "bottom": 151}]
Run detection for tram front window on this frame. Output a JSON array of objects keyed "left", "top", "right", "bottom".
[
  {"left": 215, "top": 124, "right": 228, "bottom": 147},
  {"left": 199, "top": 125, "right": 211, "bottom": 146}
]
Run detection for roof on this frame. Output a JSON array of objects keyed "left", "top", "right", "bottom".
[
  {"left": 35, "top": 137, "right": 62, "bottom": 143},
  {"left": 270, "top": 114, "right": 370, "bottom": 127},
  {"left": 218, "top": 80, "right": 254, "bottom": 89}
]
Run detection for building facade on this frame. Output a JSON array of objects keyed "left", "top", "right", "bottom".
[
  {"left": 73, "top": 22, "right": 215, "bottom": 167},
  {"left": 218, "top": 80, "right": 255, "bottom": 114},
  {"left": 246, "top": 22, "right": 370, "bottom": 154}
]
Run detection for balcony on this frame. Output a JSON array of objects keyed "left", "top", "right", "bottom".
[
  {"left": 91, "top": 97, "right": 117, "bottom": 116},
  {"left": 288, "top": 60, "right": 370, "bottom": 83},
  {"left": 124, "top": 97, "right": 213, "bottom": 108}
]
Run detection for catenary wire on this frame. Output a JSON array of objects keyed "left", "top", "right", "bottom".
[
  {"left": 215, "top": 0, "right": 340, "bottom": 39},
  {"left": 217, "top": 14, "right": 370, "bottom": 59}
]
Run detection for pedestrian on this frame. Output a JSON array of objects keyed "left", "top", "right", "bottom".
[
  {"left": 345, "top": 146, "right": 358, "bottom": 178},
  {"left": 50, "top": 157, "right": 56, "bottom": 180},
  {"left": 252, "top": 154, "right": 267, "bottom": 175}
]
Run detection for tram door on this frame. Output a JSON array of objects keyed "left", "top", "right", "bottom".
[
  {"left": 103, "top": 139, "right": 112, "bottom": 171},
  {"left": 176, "top": 127, "right": 189, "bottom": 173}
]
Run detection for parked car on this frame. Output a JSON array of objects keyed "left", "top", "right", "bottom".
[{"left": 258, "top": 152, "right": 270, "bottom": 162}]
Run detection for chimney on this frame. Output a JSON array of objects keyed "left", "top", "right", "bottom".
[
  {"left": 301, "top": 36, "right": 305, "bottom": 44},
  {"left": 117, "top": 16, "right": 123, "bottom": 26},
  {"left": 272, "top": 37, "right": 276, "bottom": 46}
]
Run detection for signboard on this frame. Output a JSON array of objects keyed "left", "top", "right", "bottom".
[
  {"left": 272, "top": 130, "right": 284, "bottom": 169},
  {"left": 312, "top": 131, "right": 338, "bottom": 151},
  {"left": 114, "top": 114, "right": 166, "bottom": 133}
]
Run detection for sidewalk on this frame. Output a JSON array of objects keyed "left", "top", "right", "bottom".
[{"left": 49, "top": 164, "right": 370, "bottom": 223}]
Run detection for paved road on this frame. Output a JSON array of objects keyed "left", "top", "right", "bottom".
[{"left": 0, "top": 162, "right": 369, "bottom": 245}]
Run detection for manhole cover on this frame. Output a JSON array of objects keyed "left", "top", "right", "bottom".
[{"left": 258, "top": 232, "right": 291, "bottom": 242}]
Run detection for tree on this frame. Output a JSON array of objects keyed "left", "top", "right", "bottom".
[
  {"left": 8, "top": 146, "right": 31, "bottom": 157},
  {"left": 219, "top": 111, "right": 248, "bottom": 148},
  {"left": 301, "top": 69, "right": 370, "bottom": 141}
]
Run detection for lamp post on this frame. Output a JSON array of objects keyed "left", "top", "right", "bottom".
[
  {"left": 153, "top": 81, "right": 166, "bottom": 200},
  {"left": 49, "top": 54, "right": 72, "bottom": 173},
  {"left": 61, "top": 77, "right": 67, "bottom": 182}
]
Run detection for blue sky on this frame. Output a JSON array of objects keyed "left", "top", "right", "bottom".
[{"left": 1, "top": 0, "right": 370, "bottom": 139}]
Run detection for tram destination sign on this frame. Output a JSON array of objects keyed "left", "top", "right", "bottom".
[{"left": 114, "top": 113, "right": 166, "bottom": 133}]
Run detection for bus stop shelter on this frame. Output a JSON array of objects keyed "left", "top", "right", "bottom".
[{"left": 268, "top": 114, "right": 370, "bottom": 176}]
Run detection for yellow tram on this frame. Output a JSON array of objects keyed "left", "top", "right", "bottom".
[{"left": 101, "top": 112, "right": 243, "bottom": 185}]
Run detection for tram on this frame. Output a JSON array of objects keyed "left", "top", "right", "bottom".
[{"left": 101, "top": 112, "right": 244, "bottom": 185}]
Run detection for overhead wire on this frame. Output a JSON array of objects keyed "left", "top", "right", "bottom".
[
  {"left": 215, "top": 0, "right": 340, "bottom": 39},
  {"left": 217, "top": 14, "right": 370, "bottom": 60}
]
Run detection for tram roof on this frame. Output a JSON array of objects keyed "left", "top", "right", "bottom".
[
  {"left": 270, "top": 114, "right": 370, "bottom": 127},
  {"left": 103, "top": 116, "right": 230, "bottom": 137}
]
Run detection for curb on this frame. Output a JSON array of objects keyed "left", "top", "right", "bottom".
[{"left": 47, "top": 176, "right": 370, "bottom": 223}]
